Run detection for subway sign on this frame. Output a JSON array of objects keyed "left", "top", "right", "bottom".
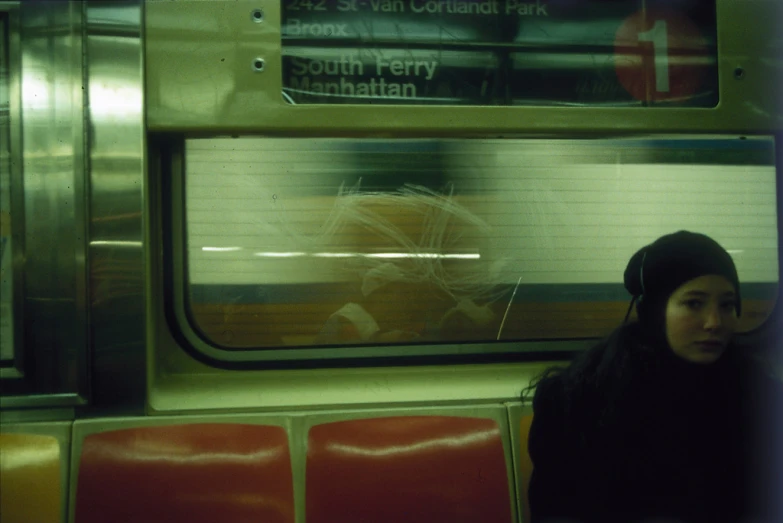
[{"left": 281, "top": 0, "right": 718, "bottom": 106}]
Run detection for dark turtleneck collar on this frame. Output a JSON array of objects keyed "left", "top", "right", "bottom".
[{"left": 644, "top": 340, "right": 740, "bottom": 410}]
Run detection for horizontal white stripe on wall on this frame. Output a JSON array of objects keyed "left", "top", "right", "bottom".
[{"left": 185, "top": 138, "right": 778, "bottom": 285}]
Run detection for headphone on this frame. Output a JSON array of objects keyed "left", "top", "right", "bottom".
[
  {"left": 623, "top": 250, "right": 646, "bottom": 323},
  {"left": 639, "top": 250, "right": 647, "bottom": 296}
]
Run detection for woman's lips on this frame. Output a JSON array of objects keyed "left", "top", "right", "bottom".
[{"left": 696, "top": 340, "right": 724, "bottom": 351}]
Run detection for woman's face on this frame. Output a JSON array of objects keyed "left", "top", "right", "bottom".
[{"left": 665, "top": 275, "right": 738, "bottom": 364}]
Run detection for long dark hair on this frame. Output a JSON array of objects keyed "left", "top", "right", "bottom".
[{"left": 522, "top": 322, "right": 653, "bottom": 428}]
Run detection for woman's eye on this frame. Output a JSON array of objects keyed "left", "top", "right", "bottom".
[
  {"left": 685, "top": 299, "right": 703, "bottom": 309},
  {"left": 720, "top": 301, "right": 737, "bottom": 312}
]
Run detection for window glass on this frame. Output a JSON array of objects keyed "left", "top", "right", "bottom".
[{"left": 184, "top": 137, "right": 778, "bottom": 349}]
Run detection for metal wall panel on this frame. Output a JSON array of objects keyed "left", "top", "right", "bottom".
[
  {"left": 0, "top": 3, "right": 24, "bottom": 378},
  {"left": 7, "top": 1, "right": 88, "bottom": 403},
  {"left": 1, "top": 0, "right": 145, "bottom": 412},
  {"left": 144, "top": 0, "right": 783, "bottom": 133},
  {"left": 84, "top": 1, "right": 145, "bottom": 411}
]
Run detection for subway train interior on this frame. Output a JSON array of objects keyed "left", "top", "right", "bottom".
[{"left": 0, "top": 0, "right": 781, "bottom": 521}]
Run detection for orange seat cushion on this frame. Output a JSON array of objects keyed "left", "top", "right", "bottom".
[
  {"left": 306, "top": 416, "right": 513, "bottom": 523},
  {"left": 74, "top": 424, "right": 294, "bottom": 523},
  {"left": 0, "top": 433, "right": 61, "bottom": 523}
]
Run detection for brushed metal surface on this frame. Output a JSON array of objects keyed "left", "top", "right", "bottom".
[
  {"left": 18, "top": 1, "right": 87, "bottom": 399},
  {"left": 0, "top": 4, "right": 22, "bottom": 370},
  {"left": 85, "top": 0, "right": 145, "bottom": 412}
]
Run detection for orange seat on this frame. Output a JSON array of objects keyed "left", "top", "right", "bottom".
[
  {"left": 306, "top": 415, "right": 513, "bottom": 523},
  {"left": 0, "top": 433, "right": 61, "bottom": 523},
  {"left": 74, "top": 423, "right": 294, "bottom": 523},
  {"left": 519, "top": 415, "right": 534, "bottom": 523}
]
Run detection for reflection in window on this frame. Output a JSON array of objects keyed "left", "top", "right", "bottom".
[{"left": 184, "top": 137, "right": 778, "bottom": 349}]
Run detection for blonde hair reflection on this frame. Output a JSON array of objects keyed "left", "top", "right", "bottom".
[{"left": 317, "top": 182, "right": 504, "bottom": 303}]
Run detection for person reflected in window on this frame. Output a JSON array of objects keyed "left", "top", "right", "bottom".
[
  {"left": 525, "top": 231, "right": 783, "bottom": 523},
  {"left": 315, "top": 262, "right": 496, "bottom": 344},
  {"left": 313, "top": 184, "right": 502, "bottom": 345},
  {"left": 315, "top": 262, "right": 444, "bottom": 344}
]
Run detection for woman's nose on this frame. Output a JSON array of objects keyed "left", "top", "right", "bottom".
[{"left": 703, "top": 307, "right": 722, "bottom": 330}]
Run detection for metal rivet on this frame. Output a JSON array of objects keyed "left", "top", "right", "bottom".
[
  {"left": 252, "top": 58, "right": 265, "bottom": 72},
  {"left": 251, "top": 9, "right": 264, "bottom": 23}
]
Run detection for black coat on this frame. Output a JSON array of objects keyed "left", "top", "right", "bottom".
[{"left": 527, "top": 343, "right": 783, "bottom": 523}]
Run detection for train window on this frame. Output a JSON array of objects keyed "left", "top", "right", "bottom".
[
  {"left": 0, "top": 14, "right": 13, "bottom": 363},
  {"left": 179, "top": 136, "right": 778, "bottom": 353}
]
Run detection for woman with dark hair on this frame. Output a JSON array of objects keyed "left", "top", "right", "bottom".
[{"left": 526, "top": 231, "right": 782, "bottom": 523}]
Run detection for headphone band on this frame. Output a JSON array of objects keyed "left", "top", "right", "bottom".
[{"left": 639, "top": 250, "right": 647, "bottom": 296}]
